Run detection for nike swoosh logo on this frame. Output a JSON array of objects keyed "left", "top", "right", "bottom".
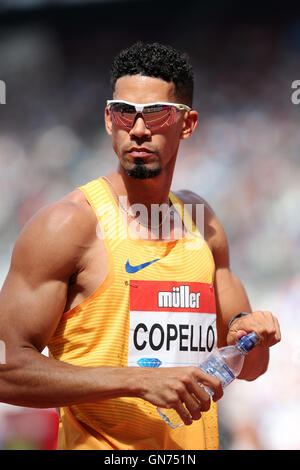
[{"left": 125, "top": 258, "right": 160, "bottom": 273}]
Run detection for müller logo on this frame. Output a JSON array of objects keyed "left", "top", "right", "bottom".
[
  {"left": 0, "top": 80, "right": 6, "bottom": 104},
  {"left": 158, "top": 285, "right": 201, "bottom": 309}
]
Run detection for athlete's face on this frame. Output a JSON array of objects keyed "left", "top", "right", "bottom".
[{"left": 105, "top": 75, "right": 198, "bottom": 179}]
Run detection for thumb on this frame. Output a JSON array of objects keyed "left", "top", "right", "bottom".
[{"left": 236, "top": 329, "right": 248, "bottom": 340}]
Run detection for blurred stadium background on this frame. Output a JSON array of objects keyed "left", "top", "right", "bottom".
[{"left": 0, "top": 0, "right": 299, "bottom": 450}]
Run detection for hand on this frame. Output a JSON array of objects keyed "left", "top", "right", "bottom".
[
  {"left": 135, "top": 366, "right": 223, "bottom": 426},
  {"left": 227, "top": 310, "right": 281, "bottom": 347}
]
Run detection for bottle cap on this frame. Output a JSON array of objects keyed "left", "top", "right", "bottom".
[{"left": 237, "top": 332, "right": 259, "bottom": 353}]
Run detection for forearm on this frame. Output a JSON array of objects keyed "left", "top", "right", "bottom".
[
  {"left": 0, "top": 348, "right": 226, "bottom": 426},
  {"left": 237, "top": 344, "right": 269, "bottom": 381},
  {"left": 0, "top": 348, "right": 137, "bottom": 408}
]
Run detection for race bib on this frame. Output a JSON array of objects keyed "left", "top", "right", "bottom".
[{"left": 128, "top": 280, "right": 217, "bottom": 368}]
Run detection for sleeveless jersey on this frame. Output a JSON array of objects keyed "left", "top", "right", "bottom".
[{"left": 47, "top": 177, "right": 219, "bottom": 450}]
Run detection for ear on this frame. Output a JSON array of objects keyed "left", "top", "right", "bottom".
[
  {"left": 180, "top": 110, "right": 198, "bottom": 140},
  {"left": 104, "top": 107, "right": 113, "bottom": 136}
]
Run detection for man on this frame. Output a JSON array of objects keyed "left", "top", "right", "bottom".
[{"left": 0, "top": 42, "right": 280, "bottom": 450}]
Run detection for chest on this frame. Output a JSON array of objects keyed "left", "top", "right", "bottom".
[{"left": 64, "top": 215, "right": 215, "bottom": 314}]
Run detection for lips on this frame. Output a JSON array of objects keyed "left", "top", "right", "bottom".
[{"left": 127, "top": 147, "right": 153, "bottom": 158}]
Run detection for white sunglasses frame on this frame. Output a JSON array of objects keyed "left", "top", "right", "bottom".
[
  {"left": 106, "top": 99, "right": 191, "bottom": 113},
  {"left": 106, "top": 99, "right": 191, "bottom": 130}
]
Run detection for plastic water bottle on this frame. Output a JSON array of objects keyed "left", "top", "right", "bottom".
[{"left": 157, "top": 331, "right": 259, "bottom": 428}]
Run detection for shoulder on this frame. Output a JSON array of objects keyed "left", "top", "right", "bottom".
[
  {"left": 11, "top": 189, "right": 97, "bottom": 278},
  {"left": 174, "top": 189, "right": 230, "bottom": 268},
  {"left": 20, "top": 189, "right": 95, "bottom": 244}
]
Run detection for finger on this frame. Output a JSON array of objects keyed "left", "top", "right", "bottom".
[
  {"left": 187, "top": 381, "right": 211, "bottom": 410},
  {"left": 266, "top": 311, "right": 281, "bottom": 345},
  {"left": 273, "top": 315, "right": 281, "bottom": 342},
  {"left": 182, "top": 390, "right": 206, "bottom": 419},
  {"left": 241, "top": 311, "right": 277, "bottom": 347},
  {"left": 194, "top": 370, "right": 223, "bottom": 402},
  {"left": 173, "top": 401, "right": 193, "bottom": 426},
  {"left": 260, "top": 311, "right": 280, "bottom": 347},
  {"left": 236, "top": 329, "right": 248, "bottom": 340}
]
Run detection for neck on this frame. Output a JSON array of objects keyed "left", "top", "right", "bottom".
[
  {"left": 103, "top": 165, "right": 185, "bottom": 238},
  {"left": 107, "top": 165, "right": 174, "bottom": 211}
]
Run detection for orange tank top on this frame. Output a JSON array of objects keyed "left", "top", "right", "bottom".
[{"left": 48, "top": 177, "right": 219, "bottom": 450}]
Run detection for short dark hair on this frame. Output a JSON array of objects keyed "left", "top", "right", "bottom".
[{"left": 110, "top": 42, "right": 194, "bottom": 107}]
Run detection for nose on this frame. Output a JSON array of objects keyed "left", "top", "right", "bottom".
[{"left": 129, "top": 114, "right": 152, "bottom": 139}]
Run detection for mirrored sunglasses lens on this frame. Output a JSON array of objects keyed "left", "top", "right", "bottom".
[
  {"left": 110, "top": 103, "right": 136, "bottom": 128},
  {"left": 143, "top": 105, "right": 172, "bottom": 127},
  {"left": 110, "top": 103, "right": 176, "bottom": 129}
]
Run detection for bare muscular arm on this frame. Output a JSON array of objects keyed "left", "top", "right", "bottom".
[
  {"left": 212, "top": 219, "right": 280, "bottom": 380},
  {"left": 0, "top": 196, "right": 222, "bottom": 425},
  {"left": 0, "top": 199, "right": 126, "bottom": 407},
  {"left": 178, "top": 190, "right": 281, "bottom": 381}
]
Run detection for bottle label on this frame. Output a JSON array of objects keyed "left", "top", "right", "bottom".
[
  {"left": 128, "top": 280, "right": 217, "bottom": 368},
  {"left": 221, "top": 363, "right": 235, "bottom": 383},
  {"left": 200, "top": 357, "right": 235, "bottom": 388}
]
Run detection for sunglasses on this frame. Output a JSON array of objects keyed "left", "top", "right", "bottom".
[{"left": 106, "top": 100, "right": 191, "bottom": 131}]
